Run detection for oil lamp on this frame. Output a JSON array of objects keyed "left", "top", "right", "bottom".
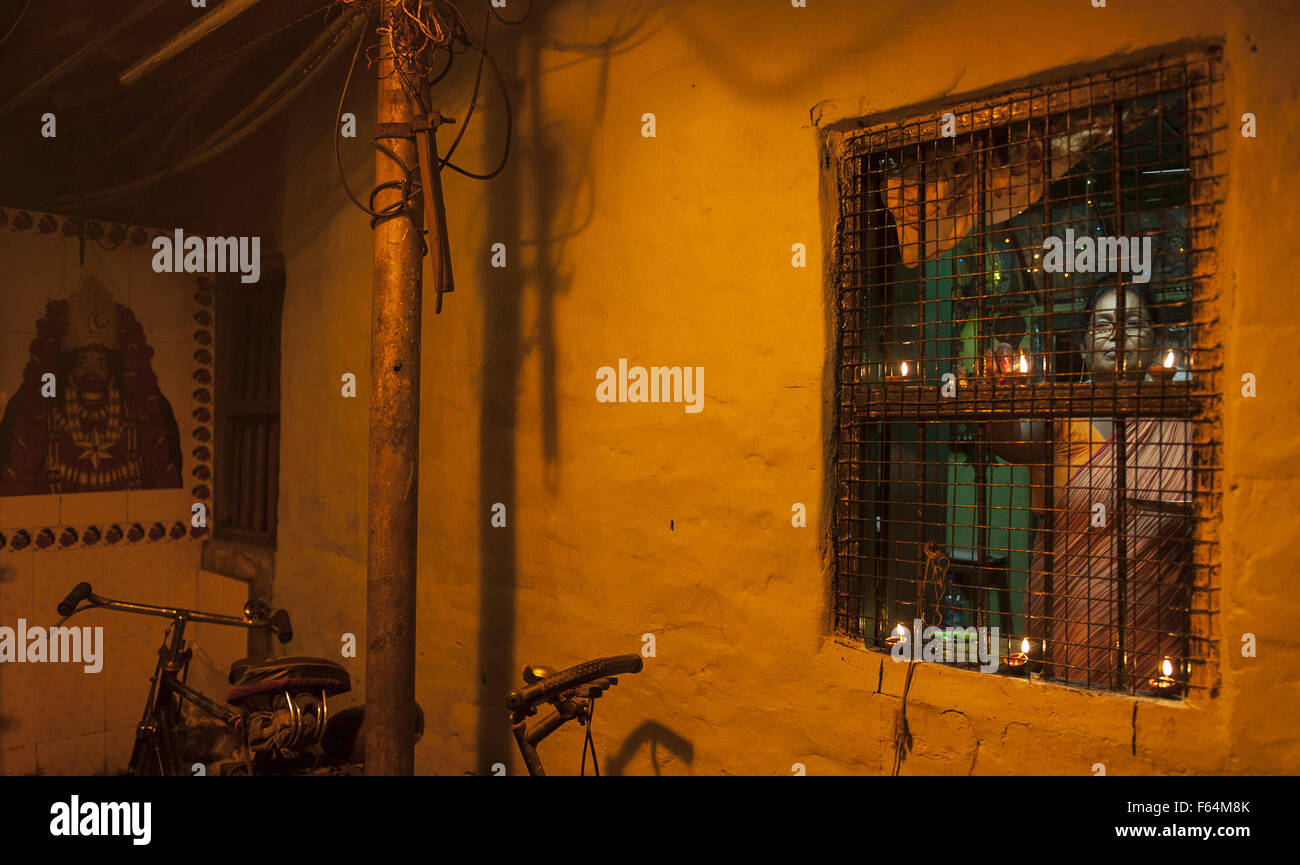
[
  {"left": 1006, "top": 637, "right": 1030, "bottom": 669},
  {"left": 885, "top": 359, "right": 911, "bottom": 398},
  {"left": 1149, "top": 657, "right": 1177, "bottom": 690},
  {"left": 884, "top": 623, "right": 908, "bottom": 648},
  {"left": 1007, "top": 352, "right": 1031, "bottom": 381},
  {"left": 885, "top": 360, "right": 910, "bottom": 383},
  {"left": 1148, "top": 349, "right": 1178, "bottom": 382}
]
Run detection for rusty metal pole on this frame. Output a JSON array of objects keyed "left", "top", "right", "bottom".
[{"left": 365, "top": 0, "right": 422, "bottom": 776}]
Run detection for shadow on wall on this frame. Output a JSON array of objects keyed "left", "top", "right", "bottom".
[
  {"left": 665, "top": 0, "right": 920, "bottom": 107},
  {"left": 473, "top": 1, "right": 667, "bottom": 774},
  {"left": 475, "top": 13, "right": 526, "bottom": 772},
  {"left": 604, "top": 721, "right": 696, "bottom": 776}
]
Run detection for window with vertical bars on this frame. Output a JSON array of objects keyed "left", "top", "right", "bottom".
[
  {"left": 832, "top": 48, "right": 1223, "bottom": 696},
  {"left": 214, "top": 255, "right": 284, "bottom": 544}
]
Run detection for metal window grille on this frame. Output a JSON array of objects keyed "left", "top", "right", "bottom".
[
  {"left": 832, "top": 48, "right": 1223, "bottom": 696},
  {"left": 214, "top": 256, "right": 284, "bottom": 544}
]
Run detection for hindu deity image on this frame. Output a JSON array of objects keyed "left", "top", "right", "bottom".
[{"left": 0, "top": 276, "right": 182, "bottom": 495}]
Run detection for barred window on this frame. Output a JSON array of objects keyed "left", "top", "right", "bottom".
[
  {"left": 832, "top": 48, "right": 1223, "bottom": 696},
  {"left": 214, "top": 255, "right": 284, "bottom": 545}
]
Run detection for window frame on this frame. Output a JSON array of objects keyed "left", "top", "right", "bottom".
[
  {"left": 827, "top": 45, "right": 1224, "bottom": 697},
  {"left": 212, "top": 254, "right": 285, "bottom": 546}
]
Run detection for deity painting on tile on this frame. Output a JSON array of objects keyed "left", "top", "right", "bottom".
[{"left": 0, "top": 276, "right": 182, "bottom": 495}]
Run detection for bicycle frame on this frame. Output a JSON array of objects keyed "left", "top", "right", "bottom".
[
  {"left": 56, "top": 586, "right": 283, "bottom": 776},
  {"left": 128, "top": 609, "right": 250, "bottom": 776},
  {"left": 506, "top": 654, "right": 643, "bottom": 776},
  {"left": 510, "top": 694, "right": 586, "bottom": 777}
]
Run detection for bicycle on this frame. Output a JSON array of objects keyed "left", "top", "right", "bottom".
[
  {"left": 56, "top": 581, "right": 366, "bottom": 776},
  {"left": 506, "top": 653, "right": 643, "bottom": 776}
]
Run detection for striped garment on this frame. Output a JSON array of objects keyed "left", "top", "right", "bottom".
[{"left": 1027, "top": 417, "right": 1194, "bottom": 689}]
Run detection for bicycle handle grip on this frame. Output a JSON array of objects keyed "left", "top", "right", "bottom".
[
  {"left": 270, "top": 609, "right": 293, "bottom": 644},
  {"left": 57, "top": 582, "right": 94, "bottom": 617},
  {"left": 506, "top": 654, "right": 642, "bottom": 713}
]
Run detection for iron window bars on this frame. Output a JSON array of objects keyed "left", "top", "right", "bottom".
[
  {"left": 214, "top": 258, "right": 285, "bottom": 545},
  {"left": 832, "top": 48, "right": 1223, "bottom": 696}
]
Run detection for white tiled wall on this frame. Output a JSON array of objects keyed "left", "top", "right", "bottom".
[
  {"left": 0, "top": 542, "right": 248, "bottom": 775},
  {"left": 0, "top": 216, "right": 240, "bottom": 776}
]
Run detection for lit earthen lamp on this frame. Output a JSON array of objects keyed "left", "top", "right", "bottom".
[
  {"left": 885, "top": 360, "right": 910, "bottom": 397},
  {"left": 1013, "top": 352, "right": 1030, "bottom": 381},
  {"left": 1148, "top": 349, "right": 1178, "bottom": 382},
  {"left": 884, "top": 623, "right": 907, "bottom": 649},
  {"left": 885, "top": 360, "right": 910, "bottom": 383},
  {"left": 1006, "top": 637, "right": 1030, "bottom": 676},
  {"left": 1149, "top": 657, "right": 1177, "bottom": 691}
]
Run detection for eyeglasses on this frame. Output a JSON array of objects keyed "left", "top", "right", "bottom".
[{"left": 1089, "top": 317, "right": 1153, "bottom": 338}]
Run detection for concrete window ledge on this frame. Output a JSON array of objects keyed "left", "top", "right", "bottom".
[
  {"left": 828, "top": 636, "right": 1198, "bottom": 711},
  {"left": 201, "top": 537, "right": 276, "bottom": 657},
  {"left": 201, "top": 537, "right": 275, "bottom": 590}
]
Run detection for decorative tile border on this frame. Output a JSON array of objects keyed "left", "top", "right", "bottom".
[
  {"left": 0, "top": 207, "right": 160, "bottom": 249},
  {"left": 191, "top": 276, "right": 215, "bottom": 521},
  {"left": 2, "top": 521, "right": 205, "bottom": 552}
]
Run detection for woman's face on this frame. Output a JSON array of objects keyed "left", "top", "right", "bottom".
[{"left": 1084, "top": 289, "right": 1157, "bottom": 379}]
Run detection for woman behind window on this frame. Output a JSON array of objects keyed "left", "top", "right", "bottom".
[{"left": 981, "top": 285, "right": 1193, "bottom": 689}]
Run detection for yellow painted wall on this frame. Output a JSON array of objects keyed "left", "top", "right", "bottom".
[{"left": 276, "top": 0, "right": 1300, "bottom": 774}]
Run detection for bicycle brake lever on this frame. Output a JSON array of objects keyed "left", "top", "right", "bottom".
[{"left": 570, "top": 677, "right": 617, "bottom": 697}]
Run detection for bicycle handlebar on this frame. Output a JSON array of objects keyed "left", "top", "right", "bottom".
[
  {"left": 270, "top": 608, "right": 293, "bottom": 643},
  {"left": 55, "top": 581, "right": 293, "bottom": 639},
  {"left": 506, "top": 654, "right": 643, "bottom": 713},
  {"left": 57, "top": 582, "right": 94, "bottom": 617}
]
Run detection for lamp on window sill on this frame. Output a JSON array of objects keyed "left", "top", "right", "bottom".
[
  {"left": 1005, "top": 637, "right": 1030, "bottom": 673},
  {"left": 1148, "top": 349, "right": 1178, "bottom": 382},
  {"left": 884, "top": 623, "right": 907, "bottom": 648},
  {"left": 1148, "top": 657, "right": 1177, "bottom": 690},
  {"left": 1006, "top": 352, "right": 1031, "bottom": 382}
]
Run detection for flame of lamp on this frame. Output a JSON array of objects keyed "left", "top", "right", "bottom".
[
  {"left": 1148, "top": 658, "right": 1177, "bottom": 689},
  {"left": 885, "top": 362, "right": 911, "bottom": 384},
  {"left": 1149, "top": 350, "right": 1178, "bottom": 382}
]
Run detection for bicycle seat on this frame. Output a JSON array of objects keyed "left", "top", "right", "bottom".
[{"left": 227, "top": 656, "right": 351, "bottom": 705}]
